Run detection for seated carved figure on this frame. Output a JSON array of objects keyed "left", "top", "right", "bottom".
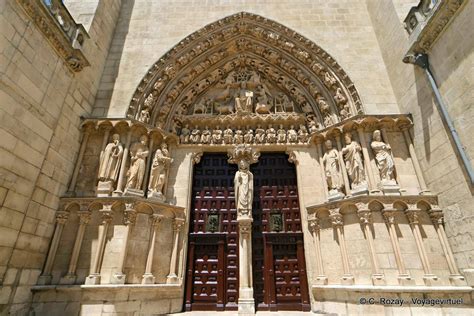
[{"left": 266, "top": 125, "right": 277, "bottom": 144}]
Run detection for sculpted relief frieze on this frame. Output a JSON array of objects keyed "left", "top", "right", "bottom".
[{"left": 126, "top": 12, "right": 364, "bottom": 143}]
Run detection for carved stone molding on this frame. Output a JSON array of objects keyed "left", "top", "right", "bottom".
[
  {"left": 306, "top": 194, "right": 438, "bottom": 218},
  {"left": 126, "top": 12, "right": 364, "bottom": 132},
  {"left": 17, "top": 0, "right": 90, "bottom": 72},
  {"left": 404, "top": 0, "right": 466, "bottom": 55}
]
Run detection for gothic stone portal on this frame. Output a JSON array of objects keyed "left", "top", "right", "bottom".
[{"left": 184, "top": 153, "right": 310, "bottom": 311}]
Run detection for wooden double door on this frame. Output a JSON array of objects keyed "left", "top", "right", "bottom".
[{"left": 185, "top": 153, "right": 310, "bottom": 311}]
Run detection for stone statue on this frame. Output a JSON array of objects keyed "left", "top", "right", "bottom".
[
  {"left": 98, "top": 134, "right": 123, "bottom": 183},
  {"left": 148, "top": 143, "right": 173, "bottom": 200},
  {"left": 334, "top": 88, "right": 347, "bottom": 105},
  {"left": 322, "top": 140, "right": 343, "bottom": 195},
  {"left": 341, "top": 133, "right": 366, "bottom": 188},
  {"left": 244, "top": 128, "right": 254, "bottom": 144},
  {"left": 254, "top": 84, "right": 272, "bottom": 114},
  {"left": 211, "top": 126, "right": 223, "bottom": 144},
  {"left": 234, "top": 160, "right": 253, "bottom": 216},
  {"left": 180, "top": 124, "right": 190, "bottom": 143},
  {"left": 307, "top": 115, "right": 319, "bottom": 133},
  {"left": 371, "top": 130, "right": 396, "bottom": 183},
  {"left": 287, "top": 125, "right": 298, "bottom": 143},
  {"left": 234, "top": 129, "right": 244, "bottom": 145},
  {"left": 255, "top": 125, "right": 266, "bottom": 144},
  {"left": 201, "top": 126, "right": 211, "bottom": 144},
  {"left": 193, "top": 98, "right": 207, "bottom": 115},
  {"left": 138, "top": 107, "right": 150, "bottom": 123},
  {"left": 125, "top": 135, "right": 149, "bottom": 192},
  {"left": 266, "top": 125, "right": 277, "bottom": 144},
  {"left": 277, "top": 125, "right": 287, "bottom": 144},
  {"left": 190, "top": 126, "right": 201, "bottom": 144},
  {"left": 298, "top": 125, "right": 309, "bottom": 143},
  {"left": 235, "top": 81, "right": 253, "bottom": 113},
  {"left": 224, "top": 126, "right": 234, "bottom": 144}
]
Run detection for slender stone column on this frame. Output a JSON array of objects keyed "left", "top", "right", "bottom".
[
  {"left": 67, "top": 127, "right": 92, "bottom": 194},
  {"left": 308, "top": 217, "right": 328, "bottom": 285},
  {"left": 335, "top": 134, "right": 352, "bottom": 196},
  {"left": 85, "top": 204, "right": 114, "bottom": 285},
  {"left": 114, "top": 129, "right": 132, "bottom": 196},
  {"left": 100, "top": 127, "right": 112, "bottom": 153},
  {"left": 401, "top": 128, "right": 431, "bottom": 195},
  {"left": 37, "top": 211, "right": 69, "bottom": 285},
  {"left": 167, "top": 218, "right": 185, "bottom": 284},
  {"left": 429, "top": 210, "right": 466, "bottom": 285},
  {"left": 142, "top": 214, "right": 164, "bottom": 284},
  {"left": 60, "top": 208, "right": 91, "bottom": 284},
  {"left": 406, "top": 209, "right": 438, "bottom": 285},
  {"left": 329, "top": 210, "right": 354, "bottom": 284},
  {"left": 382, "top": 209, "right": 414, "bottom": 285},
  {"left": 142, "top": 135, "right": 155, "bottom": 194},
  {"left": 357, "top": 210, "right": 385, "bottom": 285},
  {"left": 316, "top": 141, "right": 329, "bottom": 200},
  {"left": 111, "top": 203, "right": 137, "bottom": 284},
  {"left": 357, "top": 127, "right": 380, "bottom": 193},
  {"left": 238, "top": 219, "right": 254, "bottom": 315}
]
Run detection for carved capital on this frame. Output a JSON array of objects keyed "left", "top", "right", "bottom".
[
  {"left": 429, "top": 211, "right": 444, "bottom": 226},
  {"left": 192, "top": 151, "right": 203, "bottom": 165},
  {"left": 286, "top": 150, "right": 297, "bottom": 164},
  {"left": 55, "top": 211, "right": 69, "bottom": 225},
  {"left": 150, "top": 214, "right": 164, "bottom": 226},
  {"left": 406, "top": 210, "right": 420, "bottom": 225},
  {"left": 357, "top": 210, "right": 372, "bottom": 225},
  {"left": 100, "top": 204, "right": 114, "bottom": 224},
  {"left": 78, "top": 211, "right": 92, "bottom": 225},
  {"left": 238, "top": 220, "right": 252, "bottom": 235},
  {"left": 329, "top": 210, "right": 343, "bottom": 227},
  {"left": 173, "top": 218, "right": 185, "bottom": 231},
  {"left": 308, "top": 218, "right": 320, "bottom": 232},
  {"left": 123, "top": 204, "right": 137, "bottom": 225},
  {"left": 382, "top": 210, "right": 397, "bottom": 225},
  {"left": 228, "top": 144, "right": 260, "bottom": 165}
]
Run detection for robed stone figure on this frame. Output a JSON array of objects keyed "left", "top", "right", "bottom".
[
  {"left": 322, "top": 140, "right": 343, "bottom": 195},
  {"left": 341, "top": 133, "right": 366, "bottom": 188},
  {"left": 234, "top": 160, "right": 253, "bottom": 217},
  {"left": 98, "top": 133, "right": 123, "bottom": 183},
  {"left": 148, "top": 143, "right": 173, "bottom": 199},
  {"left": 371, "top": 130, "right": 396, "bottom": 183},
  {"left": 125, "top": 135, "right": 149, "bottom": 191}
]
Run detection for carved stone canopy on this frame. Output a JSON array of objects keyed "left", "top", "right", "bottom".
[
  {"left": 228, "top": 144, "right": 260, "bottom": 165},
  {"left": 127, "top": 12, "right": 363, "bottom": 134}
]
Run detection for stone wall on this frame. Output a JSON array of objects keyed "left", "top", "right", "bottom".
[
  {"left": 92, "top": 0, "right": 400, "bottom": 119},
  {"left": 0, "top": 0, "right": 121, "bottom": 313},
  {"left": 366, "top": 0, "right": 474, "bottom": 278}
]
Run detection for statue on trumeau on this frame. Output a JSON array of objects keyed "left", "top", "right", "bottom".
[
  {"left": 341, "top": 133, "right": 366, "bottom": 190},
  {"left": 125, "top": 135, "right": 149, "bottom": 193},
  {"left": 148, "top": 143, "right": 173, "bottom": 201},
  {"left": 234, "top": 159, "right": 254, "bottom": 217},
  {"left": 322, "top": 140, "right": 344, "bottom": 198}
]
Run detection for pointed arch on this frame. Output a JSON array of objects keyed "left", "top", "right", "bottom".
[{"left": 127, "top": 12, "right": 364, "bottom": 132}]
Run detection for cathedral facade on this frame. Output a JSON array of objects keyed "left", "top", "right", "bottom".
[{"left": 0, "top": 0, "right": 473, "bottom": 315}]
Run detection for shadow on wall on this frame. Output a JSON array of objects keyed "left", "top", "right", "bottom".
[{"left": 94, "top": 0, "right": 135, "bottom": 117}]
